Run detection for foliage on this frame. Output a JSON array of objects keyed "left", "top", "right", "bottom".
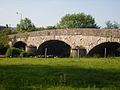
[
  {"left": 2, "top": 28, "right": 12, "bottom": 35},
  {"left": 0, "top": 31, "right": 9, "bottom": 47},
  {"left": 57, "top": 13, "right": 99, "bottom": 29},
  {"left": 46, "top": 26, "right": 57, "bottom": 30},
  {"left": 105, "top": 21, "right": 120, "bottom": 29},
  {"left": 0, "top": 57, "right": 120, "bottom": 89},
  {"left": 35, "top": 27, "right": 45, "bottom": 31},
  {"left": 0, "top": 47, "right": 8, "bottom": 55},
  {"left": 16, "top": 18, "right": 36, "bottom": 32},
  {"left": 0, "top": 29, "right": 11, "bottom": 54},
  {"left": 6, "top": 47, "right": 22, "bottom": 57},
  {"left": 20, "top": 51, "right": 27, "bottom": 57},
  {"left": 35, "top": 26, "right": 56, "bottom": 31},
  {"left": 20, "top": 51, "right": 34, "bottom": 57}
]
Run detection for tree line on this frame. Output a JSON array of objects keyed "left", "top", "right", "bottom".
[{"left": 5, "top": 13, "right": 120, "bottom": 33}]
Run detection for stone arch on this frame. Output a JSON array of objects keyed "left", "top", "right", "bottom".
[
  {"left": 13, "top": 41, "right": 27, "bottom": 50},
  {"left": 37, "top": 40, "right": 71, "bottom": 57},
  {"left": 88, "top": 42, "right": 120, "bottom": 57}
]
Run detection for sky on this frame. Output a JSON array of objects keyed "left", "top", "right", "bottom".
[{"left": 0, "top": 0, "right": 120, "bottom": 28}]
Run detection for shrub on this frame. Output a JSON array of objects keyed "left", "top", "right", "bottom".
[
  {"left": 20, "top": 51, "right": 27, "bottom": 57},
  {"left": 6, "top": 47, "right": 22, "bottom": 57},
  {"left": 20, "top": 51, "right": 34, "bottom": 57},
  {"left": 27, "top": 52, "right": 34, "bottom": 57}
]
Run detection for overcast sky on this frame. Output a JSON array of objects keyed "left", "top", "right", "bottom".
[{"left": 0, "top": 0, "right": 120, "bottom": 27}]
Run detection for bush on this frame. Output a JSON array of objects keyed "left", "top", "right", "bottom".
[
  {"left": 6, "top": 47, "right": 22, "bottom": 57},
  {"left": 20, "top": 51, "right": 34, "bottom": 57},
  {"left": 27, "top": 52, "right": 34, "bottom": 57},
  {"left": 20, "top": 51, "right": 27, "bottom": 57}
]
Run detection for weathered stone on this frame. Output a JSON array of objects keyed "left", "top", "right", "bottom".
[{"left": 9, "top": 29, "right": 120, "bottom": 55}]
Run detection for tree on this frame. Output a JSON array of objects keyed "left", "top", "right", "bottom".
[
  {"left": 105, "top": 21, "right": 120, "bottom": 29},
  {"left": 0, "top": 29, "right": 11, "bottom": 54},
  {"left": 16, "top": 18, "right": 35, "bottom": 32},
  {"left": 56, "top": 13, "right": 99, "bottom": 29}
]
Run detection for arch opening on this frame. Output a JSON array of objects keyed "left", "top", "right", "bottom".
[
  {"left": 37, "top": 40, "right": 71, "bottom": 57},
  {"left": 13, "top": 41, "right": 27, "bottom": 50},
  {"left": 88, "top": 42, "right": 120, "bottom": 57}
]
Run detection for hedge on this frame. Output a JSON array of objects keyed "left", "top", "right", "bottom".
[
  {"left": 6, "top": 47, "right": 22, "bottom": 57},
  {"left": 20, "top": 51, "right": 34, "bottom": 57}
]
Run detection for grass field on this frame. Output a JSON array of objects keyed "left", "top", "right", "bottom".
[{"left": 0, "top": 57, "right": 120, "bottom": 90}]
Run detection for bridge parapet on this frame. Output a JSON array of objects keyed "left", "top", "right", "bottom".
[{"left": 9, "top": 29, "right": 120, "bottom": 38}]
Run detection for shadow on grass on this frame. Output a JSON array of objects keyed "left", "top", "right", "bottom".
[{"left": 0, "top": 64, "right": 120, "bottom": 89}]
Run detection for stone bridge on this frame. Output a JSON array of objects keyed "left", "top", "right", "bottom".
[{"left": 9, "top": 29, "right": 120, "bottom": 57}]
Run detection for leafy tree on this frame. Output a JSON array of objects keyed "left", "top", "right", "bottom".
[
  {"left": 16, "top": 18, "right": 35, "bottom": 32},
  {"left": 105, "top": 21, "right": 120, "bottom": 29},
  {"left": 56, "top": 13, "right": 99, "bottom": 29},
  {"left": 0, "top": 29, "right": 11, "bottom": 54},
  {"left": 2, "top": 28, "right": 12, "bottom": 35}
]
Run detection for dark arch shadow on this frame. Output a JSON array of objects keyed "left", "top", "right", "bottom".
[
  {"left": 37, "top": 40, "right": 71, "bottom": 57},
  {"left": 88, "top": 42, "right": 120, "bottom": 57},
  {"left": 13, "top": 41, "right": 27, "bottom": 50}
]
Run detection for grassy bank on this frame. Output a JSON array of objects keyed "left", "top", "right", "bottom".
[{"left": 0, "top": 57, "right": 120, "bottom": 90}]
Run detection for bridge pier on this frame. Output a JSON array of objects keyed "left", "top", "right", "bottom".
[
  {"left": 26, "top": 45, "right": 37, "bottom": 54},
  {"left": 70, "top": 48, "right": 87, "bottom": 58}
]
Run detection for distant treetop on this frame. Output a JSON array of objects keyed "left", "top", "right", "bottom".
[
  {"left": 56, "top": 13, "right": 99, "bottom": 29},
  {"left": 105, "top": 21, "right": 120, "bottom": 29},
  {"left": 16, "top": 18, "right": 35, "bottom": 32}
]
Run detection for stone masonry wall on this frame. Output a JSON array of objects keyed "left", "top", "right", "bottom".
[{"left": 9, "top": 29, "right": 120, "bottom": 53}]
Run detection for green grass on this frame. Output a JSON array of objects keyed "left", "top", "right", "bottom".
[{"left": 0, "top": 57, "right": 120, "bottom": 90}]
